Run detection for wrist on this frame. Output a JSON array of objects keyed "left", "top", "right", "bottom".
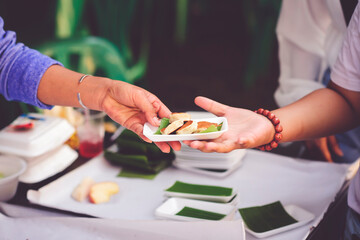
[
  {"left": 78, "top": 76, "right": 112, "bottom": 111},
  {"left": 255, "top": 108, "right": 283, "bottom": 151}
]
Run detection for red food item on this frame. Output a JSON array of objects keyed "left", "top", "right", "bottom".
[
  {"left": 79, "top": 140, "right": 103, "bottom": 158},
  {"left": 11, "top": 122, "right": 34, "bottom": 131}
]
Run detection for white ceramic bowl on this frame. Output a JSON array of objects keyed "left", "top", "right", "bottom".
[{"left": 0, "top": 155, "right": 27, "bottom": 201}]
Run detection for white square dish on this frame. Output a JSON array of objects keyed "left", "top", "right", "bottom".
[
  {"left": 155, "top": 197, "right": 237, "bottom": 221},
  {"left": 143, "top": 117, "right": 228, "bottom": 142},
  {"left": 243, "top": 204, "right": 315, "bottom": 238},
  {"left": 172, "top": 158, "right": 243, "bottom": 178}
]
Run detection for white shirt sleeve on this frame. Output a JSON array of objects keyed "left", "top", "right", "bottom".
[
  {"left": 331, "top": 3, "right": 360, "bottom": 91},
  {"left": 274, "top": 0, "right": 342, "bottom": 107}
]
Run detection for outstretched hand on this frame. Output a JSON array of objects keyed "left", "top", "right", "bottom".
[
  {"left": 101, "top": 80, "right": 181, "bottom": 153},
  {"left": 183, "top": 96, "right": 275, "bottom": 153},
  {"left": 305, "top": 136, "right": 343, "bottom": 163}
]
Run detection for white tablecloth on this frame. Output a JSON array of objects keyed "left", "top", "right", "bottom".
[{"left": 0, "top": 149, "right": 355, "bottom": 240}]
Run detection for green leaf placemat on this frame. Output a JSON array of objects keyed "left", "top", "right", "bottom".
[
  {"left": 176, "top": 206, "right": 226, "bottom": 220},
  {"left": 105, "top": 128, "right": 174, "bottom": 179},
  {"left": 165, "top": 181, "right": 233, "bottom": 196},
  {"left": 118, "top": 168, "right": 157, "bottom": 180},
  {"left": 118, "top": 129, "right": 142, "bottom": 141},
  {"left": 116, "top": 138, "right": 148, "bottom": 155},
  {"left": 239, "top": 201, "right": 298, "bottom": 233},
  {"left": 104, "top": 151, "right": 153, "bottom": 171}
]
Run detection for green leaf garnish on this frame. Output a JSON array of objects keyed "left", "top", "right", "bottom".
[
  {"left": 0, "top": 172, "right": 4, "bottom": 179},
  {"left": 217, "top": 122, "right": 223, "bottom": 131},
  {"left": 165, "top": 181, "right": 233, "bottom": 196},
  {"left": 155, "top": 118, "right": 170, "bottom": 135},
  {"left": 238, "top": 201, "right": 298, "bottom": 233},
  {"left": 200, "top": 125, "right": 218, "bottom": 133},
  {"left": 176, "top": 206, "right": 226, "bottom": 220}
]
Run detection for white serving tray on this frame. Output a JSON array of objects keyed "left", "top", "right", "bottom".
[
  {"left": 19, "top": 145, "right": 78, "bottom": 184},
  {"left": 143, "top": 117, "right": 228, "bottom": 142},
  {"left": 173, "top": 157, "right": 244, "bottom": 178},
  {"left": 0, "top": 113, "right": 75, "bottom": 158},
  {"left": 174, "top": 149, "right": 246, "bottom": 170},
  {"left": 175, "top": 146, "right": 242, "bottom": 161},
  {"left": 155, "top": 197, "right": 237, "bottom": 221},
  {"left": 244, "top": 204, "right": 315, "bottom": 238}
]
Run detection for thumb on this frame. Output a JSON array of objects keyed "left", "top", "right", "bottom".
[{"left": 194, "top": 96, "right": 227, "bottom": 116}]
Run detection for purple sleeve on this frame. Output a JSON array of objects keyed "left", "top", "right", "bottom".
[{"left": 0, "top": 17, "right": 63, "bottom": 109}]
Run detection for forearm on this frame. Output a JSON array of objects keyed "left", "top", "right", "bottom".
[
  {"left": 37, "top": 65, "right": 111, "bottom": 111},
  {"left": 273, "top": 88, "right": 358, "bottom": 143}
]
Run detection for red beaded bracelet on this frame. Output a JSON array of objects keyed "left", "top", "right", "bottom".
[{"left": 254, "top": 108, "right": 283, "bottom": 151}]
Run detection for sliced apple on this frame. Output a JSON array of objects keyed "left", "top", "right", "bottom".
[
  {"left": 71, "top": 177, "right": 95, "bottom": 202},
  {"left": 89, "top": 182, "right": 119, "bottom": 204}
]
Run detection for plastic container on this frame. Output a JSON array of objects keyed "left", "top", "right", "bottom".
[
  {"left": 0, "top": 113, "right": 75, "bottom": 158},
  {"left": 0, "top": 155, "right": 27, "bottom": 201},
  {"left": 19, "top": 145, "right": 78, "bottom": 184}
]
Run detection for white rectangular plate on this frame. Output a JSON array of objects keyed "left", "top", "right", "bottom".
[
  {"left": 155, "top": 197, "right": 237, "bottom": 221},
  {"left": 143, "top": 117, "right": 228, "bottom": 142},
  {"left": 173, "top": 158, "right": 243, "bottom": 178},
  {"left": 244, "top": 204, "right": 315, "bottom": 238},
  {"left": 174, "top": 149, "right": 246, "bottom": 169}
]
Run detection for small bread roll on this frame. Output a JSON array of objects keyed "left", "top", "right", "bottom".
[
  {"left": 176, "top": 120, "right": 198, "bottom": 134},
  {"left": 72, "top": 177, "right": 95, "bottom": 202},
  {"left": 196, "top": 121, "right": 218, "bottom": 133},
  {"left": 169, "top": 112, "right": 191, "bottom": 123},
  {"left": 162, "top": 120, "right": 184, "bottom": 135}
]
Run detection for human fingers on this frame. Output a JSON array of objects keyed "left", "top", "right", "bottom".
[
  {"left": 194, "top": 96, "right": 228, "bottom": 116},
  {"left": 133, "top": 90, "right": 160, "bottom": 127},
  {"left": 154, "top": 142, "right": 171, "bottom": 153},
  {"left": 147, "top": 94, "right": 172, "bottom": 119},
  {"left": 316, "top": 138, "right": 333, "bottom": 163},
  {"left": 168, "top": 141, "right": 182, "bottom": 151},
  {"left": 328, "top": 135, "right": 344, "bottom": 157},
  {"left": 186, "top": 140, "right": 238, "bottom": 153}
]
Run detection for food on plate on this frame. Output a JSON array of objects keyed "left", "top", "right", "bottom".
[
  {"left": 161, "top": 120, "right": 184, "bottom": 135},
  {"left": 72, "top": 178, "right": 119, "bottom": 204},
  {"left": 176, "top": 120, "right": 198, "bottom": 134},
  {"left": 71, "top": 177, "right": 95, "bottom": 202},
  {"left": 154, "top": 118, "right": 170, "bottom": 135},
  {"left": 154, "top": 113, "right": 223, "bottom": 135},
  {"left": 89, "top": 182, "right": 120, "bottom": 204},
  {"left": 196, "top": 121, "right": 219, "bottom": 133},
  {"left": 169, "top": 112, "right": 191, "bottom": 123}
]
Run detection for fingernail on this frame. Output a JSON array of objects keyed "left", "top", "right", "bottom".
[{"left": 153, "top": 117, "right": 160, "bottom": 125}]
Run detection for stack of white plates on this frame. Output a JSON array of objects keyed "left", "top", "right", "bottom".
[
  {"left": 0, "top": 113, "right": 78, "bottom": 183},
  {"left": 173, "top": 144, "right": 246, "bottom": 178},
  {"left": 155, "top": 181, "right": 239, "bottom": 221}
]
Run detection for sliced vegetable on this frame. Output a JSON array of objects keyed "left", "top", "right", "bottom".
[
  {"left": 200, "top": 125, "right": 219, "bottom": 133},
  {"left": 155, "top": 118, "right": 170, "bottom": 135},
  {"left": 217, "top": 122, "right": 223, "bottom": 131}
]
